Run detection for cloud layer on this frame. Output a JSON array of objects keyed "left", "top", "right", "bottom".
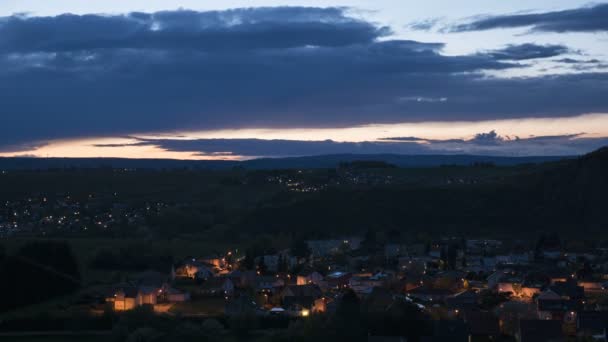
[{"left": 0, "top": 6, "right": 607, "bottom": 156}]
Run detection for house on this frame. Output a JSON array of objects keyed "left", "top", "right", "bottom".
[
  {"left": 542, "top": 250, "right": 563, "bottom": 260},
  {"left": 487, "top": 270, "right": 509, "bottom": 289},
  {"left": 326, "top": 271, "right": 352, "bottom": 289},
  {"left": 497, "top": 253, "right": 531, "bottom": 265},
  {"left": 110, "top": 287, "right": 138, "bottom": 311},
  {"left": 481, "top": 257, "right": 498, "bottom": 271},
  {"left": 550, "top": 281, "right": 585, "bottom": 301},
  {"left": 350, "top": 273, "right": 387, "bottom": 295},
  {"left": 255, "top": 255, "right": 281, "bottom": 272},
  {"left": 227, "top": 270, "right": 256, "bottom": 288},
  {"left": 200, "top": 277, "right": 235, "bottom": 296},
  {"left": 498, "top": 277, "right": 523, "bottom": 294},
  {"left": 255, "top": 275, "right": 284, "bottom": 293},
  {"left": 498, "top": 277, "right": 541, "bottom": 299},
  {"left": 402, "top": 273, "right": 433, "bottom": 291},
  {"left": 495, "top": 301, "right": 538, "bottom": 336},
  {"left": 107, "top": 285, "right": 159, "bottom": 311},
  {"left": 385, "top": 244, "right": 405, "bottom": 259},
  {"left": 199, "top": 255, "right": 225, "bottom": 269},
  {"left": 137, "top": 286, "right": 159, "bottom": 305},
  {"left": 398, "top": 257, "right": 428, "bottom": 273},
  {"left": 281, "top": 284, "right": 323, "bottom": 311},
  {"left": 296, "top": 270, "right": 324, "bottom": 285},
  {"left": 132, "top": 270, "right": 167, "bottom": 290},
  {"left": 517, "top": 319, "right": 564, "bottom": 342},
  {"left": 433, "top": 270, "right": 467, "bottom": 291},
  {"left": 306, "top": 239, "right": 344, "bottom": 256},
  {"left": 546, "top": 269, "right": 572, "bottom": 285},
  {"left": 166, "top": 288, "right": 190, "bottom": 302},
  {"left": 175, "top": 260, "right": 214, "bottom": 279},
  {"left": 407, "top": 286, "right": 453, "bottom": 303},
  {"left": 536, "top": 290, "right": 578, "bottom": 322},
  {"left": 466, "top": 239, "right": 502, "bottom": 253},
  {"left": 578, "top": 279, "right": 605, "bottom": 294},
  {"left": 445, "top": 290, "right": 479, "bottom": 311}
]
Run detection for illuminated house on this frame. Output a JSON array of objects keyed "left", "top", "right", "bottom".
[
  {"left": 107, "top": 286, "right": 158, "bottom": 311},
  {"left": 296, "top": 270, "right": 323, "bottom": 285},
  {"left": 175, "top": 260, "right": 214, "bottom": 279},
  {"left": 166, "top": 288, "right": 190, "bottom": 302},
  {"left": 111, "top": 287, "right": 137, "bottom": 311},
  {"left": 137, "top": 287, "right": 158, "bottom": 305},
  {"left": 199, "top": 255, "right": 225, "bottom": 269}
]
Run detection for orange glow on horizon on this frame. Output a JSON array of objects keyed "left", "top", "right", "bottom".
[{"left": 1, "top": 113, "right": 607, "bottom": 160}]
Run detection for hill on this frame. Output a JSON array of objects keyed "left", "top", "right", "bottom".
[
  {"left": 237, "top": 147, "right": 608, "bottom": 238},
  {"left": 0, "top": 154, "right": 570, "bottom": 170},
  {"left": 0, "top": 147, "right": 605, "bottom": 240}
]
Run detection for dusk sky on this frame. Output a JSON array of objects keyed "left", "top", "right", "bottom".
[{"left": 1, "top": 1, "right": 608, "bottom": 159}]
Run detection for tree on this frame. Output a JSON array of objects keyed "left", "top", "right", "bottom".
[
  {"left": 229, "top": 314, "right": 259, "bottom": 339},
  {"left": 361, "top": 228, "right": 378, "bottom": 252},
  {"left": 277, "top": 254, "right": 288, "bottom": 273},
  {"left": 241, "top": 249, "right": 255, "bottom": 270},
  {"left": 0, "top": 240, "right": 82, "bottom": 313},
  {"left": 257, "top": 256, "right": 267, "bottom": 274},
  {"left": 201, "top": 318, "right": 225, "bottom": 337},
  {"left": 291, "top": 239, "right": 311, "bottom": 260},
  {"left": 447, "top": 244, "right": 458, "bottom": 270},
  {"left": 333, "top": 289, "right": 364, "bottom": 340},
  {"left": 336, "top": 289, "right": 361, "bottom": 319},
  {"left": 439, "top": 246, "right": 447, "bottom": 270}
]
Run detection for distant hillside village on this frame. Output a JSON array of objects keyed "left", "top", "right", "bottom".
[{"left": 44, "top": 234, "right": 608, "bottom": 341}]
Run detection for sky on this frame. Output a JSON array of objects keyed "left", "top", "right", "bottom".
[{"left": 1, "top": 1, "right": 607, "bottom": 159}]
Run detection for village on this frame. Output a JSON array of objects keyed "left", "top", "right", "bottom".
[{"left": 80, "top": 234, "right": 608, "bottom": 341}]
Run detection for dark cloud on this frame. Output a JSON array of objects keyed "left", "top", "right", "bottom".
[
  {"left": 449, "top": 3, "right": 608, "bottom": 33},
  {"left": 102, "top": 133, "right": 608, "bottom": 157},
  {"left": 0, "top": 8, "right": 390, "bottom": 52},
  {"left": 483, "top": 43, "right": 571, "bottom": 61},
  {"left": 553, "top": 58, "right": 608, "bottom": 72},
  {"left": 470, "top": 130, "right": 501, "bottom": 145},
  {"left": 133, "top": 138, "right": 428, "bottom": 156},
  {"left": 0, "top": 141, "right": 49, "bottom": 153},
  {"left": 406, "top": 18, "right": 442, "bottom": 31},
  {"left": 556, "top": 58, "right": 601, "bottom": 64},
  {"left": 0, "top": 7, "right": 606, "bottom": 151}
]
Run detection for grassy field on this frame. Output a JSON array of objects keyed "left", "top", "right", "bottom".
[
  {"left": 169, "top": 297, "right": 226, "bottom": 317},
  {"left": 0, "top": 334, "right": 110, "bottom": 342}
]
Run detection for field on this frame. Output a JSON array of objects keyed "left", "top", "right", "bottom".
[{"left": 0, "top": 333, "right": 111, "bottom": 342}]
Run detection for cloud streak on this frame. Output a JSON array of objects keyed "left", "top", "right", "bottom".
[
  {"left": 483, "top": 43, "right": 572, "bottom": 61},
  {"left": 449, "top": 3, "right": 608, "bottom": 33},
  {"left": 86, "top": 132, "right": 607, "bottom": 158}
]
